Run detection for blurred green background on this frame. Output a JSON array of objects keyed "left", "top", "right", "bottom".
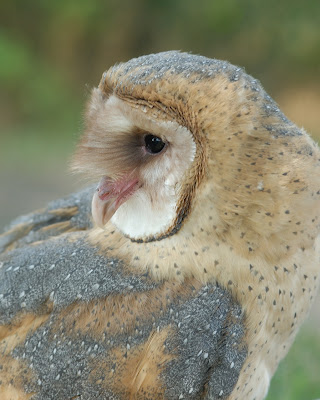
[{"left": 0, "top": 1, "right": 319, "bottom": 398}]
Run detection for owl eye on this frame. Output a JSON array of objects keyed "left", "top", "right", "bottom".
[{"left": 144, "top": 134, "right": 166, "bottom": 154}]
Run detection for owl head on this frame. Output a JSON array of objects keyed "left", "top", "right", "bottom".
[{"left": 72, "top": 51, "right": 319, "bottom": 252}]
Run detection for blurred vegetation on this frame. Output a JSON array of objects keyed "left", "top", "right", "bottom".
[
  {"left": 0, "top": 1, "right": 319, "bottom": 397},
  {"left": 267, "top": 326, "right": 320, "bottom": 400},
  {"left": 1, "top": 0, "right": 320, "bottom": 133}
]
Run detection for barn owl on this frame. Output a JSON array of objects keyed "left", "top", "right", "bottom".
[{"left": 0, "top": 51, "right": 319, "bottom": 400}]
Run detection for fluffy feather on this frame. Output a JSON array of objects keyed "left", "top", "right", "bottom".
[{"left": 0, "top": 51, "right": 319, "bottom": 400}]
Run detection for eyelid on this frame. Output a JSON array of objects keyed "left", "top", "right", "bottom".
[
  {"left": 143, "top": 134, "right": 168, "bottom": 145},
  {"left": 143, "top": 132, "right": 161, "bottom": 139}
]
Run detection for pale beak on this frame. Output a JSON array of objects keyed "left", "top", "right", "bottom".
[{"left": 92, "top": 175, "right": 139, "bottom": 228}]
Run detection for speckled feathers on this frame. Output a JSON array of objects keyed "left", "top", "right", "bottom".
[
  {"left": 1, "top": 51, "right": 320, "bottom": 400},
  {"left": 74, "top": 51, "right": 320, "bottom": 398}
]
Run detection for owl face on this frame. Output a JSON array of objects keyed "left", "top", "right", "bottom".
[
  {"left": 73, "top": 51, "right": 319, "bottom": 252},
  {"left": 75, "top": 92, "right": 197, "bottom": 241},
  {"left": 73, "top": 51, "right": 250, "bottom": 242}
]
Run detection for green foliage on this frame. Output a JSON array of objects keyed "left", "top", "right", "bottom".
[
  {"left": 267, "top": 328, "right": 320, "bottom": 399},
  {"left": 0, "top": 0, "right": 319, "bottom": 131},
  {"left": 0, "top": 31, "right": 81, "bottom": 129}
]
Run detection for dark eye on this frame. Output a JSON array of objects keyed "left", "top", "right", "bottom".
[{"left": 144, "top": 134, "right": 166, "bottom": 154}]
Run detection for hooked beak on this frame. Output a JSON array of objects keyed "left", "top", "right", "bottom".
[{"left": 92, "top": 175, "right": 140, "bottom": 228}]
